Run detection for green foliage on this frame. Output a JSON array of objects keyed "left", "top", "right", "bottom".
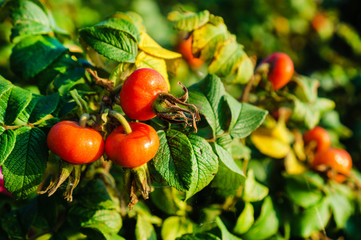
[
  {"left": 10, "top": 36, "right": 67, "bottom": 81},
  {"left": 0, "top": 0, "right": 360, "bottom": 239},
  {"left": 79, "top": 18, "right": 140, "bottom": 63},
  {"left": 153, "top": 130, "right": 218, "bottom": 199}
]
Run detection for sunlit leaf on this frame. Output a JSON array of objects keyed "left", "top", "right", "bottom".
[
  {"left": 234, "top": 202, "right": 254, "bottom": 235},
  {"left": 168, "top": 10, "right": 210, "bottom": 31},
  {"left": 139, "top": 32, "right": 181, "bottom": 59},
  {"left": 250, "top": 121, "right": 292, "bottom": 158},
  {"left": 284, "top": 151, "right": 307, "bottom": 174}
]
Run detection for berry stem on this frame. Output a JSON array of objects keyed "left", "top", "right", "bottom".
[
  {"left": 79, "top": 113, "right": 90, "bottom": 128},
  {"left": 69, "top": 89, "right": 89, "bottom": 114},
  {"left": 108, "top": 110, "right": 132, "bottom": 134}
]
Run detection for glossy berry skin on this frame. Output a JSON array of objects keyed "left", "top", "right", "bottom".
[
  {"left": 178, "top": 35, "right": 204, "bottom": 68},
  {"left": 105, "top": 122, "right": 159, "bottom": 168},
  {"left": 120, "top": 68, "right": 168, "bottom": 121},
  {"left": 261, "top": 52, "right": 294, "bottom": 90},
  {"left": 304, "top": 126, "right": 332, "bottom": 152},
  {"left": 47, "top": 121, "right": 104, "bottom": 164},
  {"left": 312, "top": 148, "right": 352, "bottom": 183}
]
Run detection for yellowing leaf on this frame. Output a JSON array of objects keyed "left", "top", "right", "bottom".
[
  {"left": 250, "top": 122, "right": 292, "bottom": 159},
  {"left": 208, "top": 39, "right": 253, "bottom": 84},
  {"left": 293, "top": 130, "right": 306, "bottom": 162},
  {"left": 208, "top": 39, "right": 241, "bottom": 76},
  {"left": 285, "top": 151, "right": 307, "bottom": 175},
  {"left": 272, "top": 120, "right": 293, "bottom": 144},
  {"left": 192, "top": 23, "right": 228, "bottom": 61},
  {"left": 135, "top": 51, "right": 170, "bottom": 90},
  {"left": 168, "top": 10, "right": 210, "bottom": 31},
  {"left": 110, "top": 11, "right": 146, "bottom": 33},
  {"left": 139, "top": 32, "right": 181, "bottom": 60}
]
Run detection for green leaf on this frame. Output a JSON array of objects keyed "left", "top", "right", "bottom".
[
  {"left": 242, "top": 170, "right": 269, "bottom": 202},
  {"left": 293, "top": 76, "right": 319, "bottom": 103},
  {"left": 28, "top": 93, "right": 59, "bottom": 123},
  {"left": 36, "top": 54, "right": 87, "bottom": 93},
  {"left": 329, "top": 191, "right": 353, "bottom": 229},
  {"left": 131, "top": 202, "right": 162, "bottom": 226},
  {"left": 68, "top": 206, "right": 122, "bottom": 236},
  {"left": 0, "top": 77, "right": 13, "bottom": 124},
  {"left": 136, "top": 215, "right": 157, "bottom": 240},
  {"left": 242, "top": 197, "right": 279, "bottom": 240},
  {"left": 176, "top": 233, "right": 221, "bottom": 240},
  {"left": 216, "top": 217, "right": 242, "bottom": 240},
  {"left": 225, "top": 95, "right": 267, "bottom": 139},
  {"left": 9, "top": 0, "right": 53, "bottom": 41},
  {"left": 0, "top": 129, "right": 16, "bottom": 165},
  {"left": 153, "top": 130, "right": 218, "bottom": 199},
  {"left": 211, "top": 143, "right": 245, "bottom": 196},
  {"left": 186, "top": 134, "right": 218, "bottom": 199},
  {"left": 10, "top": 36, "right": 67, "bottom": 80},
  {"left": 290, "top": 96, "right": 335, "bottom": 129},
  {"left": 73, "top": 179, "right": 120, "bottom": 211},
  {"left": 168, "top": 10, "right": 210, "bottom": 31},
  {"left": 213, "top": 143, "right": 243, "bottom": 175},
  {"left": 3, "top": 127, "right": 48, "bottom": 199},
  {"left": 79, "top": 22, "right": 138, "bottom": 63},
  {"left": 291, "top": 198, "right": 331, "bottom": 238},
  {"left": 150, "top": 184, "right": 185, "bottom": 215},
  {"left": 188, "top": 74, "right": 227, "bottom": 138},
  {"left": 284, "top": 172, "right": 324, "bottom": 208},
  {"left": 1, "top": 211, "right": 24, "bottom": 239},
  {"left": 161, "top": 216, "right": 193, "bottom": 240},
  {"left": 233, "top": 202, "right": 254, "bottom": 235},
  {"left": 153, "top": 130, "right": 194, "bottom": 192},
  {"left": 4, "top": 85, "right": 33, "bottom": 125},
  {"left": 95, "top": 18, "right": 141, "bottom": 42}
]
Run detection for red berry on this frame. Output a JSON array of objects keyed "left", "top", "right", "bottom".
[
  {"left": 105, "top": 122, "right": 159, "bottom": 168},
  {"left": 261, "top": 52, "right": 294, "bottom": 90},
  {"left": 304, "top": 126, "right": 332, "bottom": 152},
  {"left": 120, "top": 68, "right": 168, "bottom": 121},
  {"left": 47, "top": 121, "right": 104, "bottom": 164}
]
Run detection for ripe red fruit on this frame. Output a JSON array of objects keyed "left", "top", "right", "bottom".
[
  {"left": 47, "top": 121, "right": 104, "bottom": 164},
  {"left": 105, "top": 122, "right": 159, "bottom": 168},
  {"left": 120, "top": 68, "right": 168, "bottom": 121},
  {"left": 312, "top": 148, "right": 352, "bottom": 183},
  {"left": 261, "top": 52, "right": 294, "bottom": 90},
  {"left": 304, "top": 126, "right": 332, "bottom": 152},
  {"left": 178, "top": 35, "right": 204, "bottom": 68}
]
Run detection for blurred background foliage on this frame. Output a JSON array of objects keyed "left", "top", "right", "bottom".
[{"left": 1, "top": 0, "right": 361, "bottom": 166}]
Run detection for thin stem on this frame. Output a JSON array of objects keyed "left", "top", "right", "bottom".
[
  {"left": 79, "top": 113, "right": 90, "bottom": 128},
  {"left": 87, "top": 68, "right": 114, "bottom": 91},
  {"left": 3, "top": 123, "right": 34, "bottom": 130},
  {"left": 108, "top": 110, "right": 132, "bottom": 134},
  {"left": 240, "top": 75, "right": 255, "bottom": 103}
]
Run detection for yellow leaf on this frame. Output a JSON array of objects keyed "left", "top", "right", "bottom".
[
  {"left": 139, "top": 32, "right": 181, "bottom": 60},
  {"left": 135, "top": 51, "right": 170, "bottom": 90},
  {"left": 272, "top": 120, "right": 293, "bottom": 144},
  {"left": 250, "top": 121, "right": 293, "bottom": 159},
  {"left": 284, "top": 151, "right": 307, "bottom": 174},
  {"left": 251, "top": 129, "right": 290, "bottom": 158},
  {"left": 293, "top": 130, "right": 306, "bottom": 162}
]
